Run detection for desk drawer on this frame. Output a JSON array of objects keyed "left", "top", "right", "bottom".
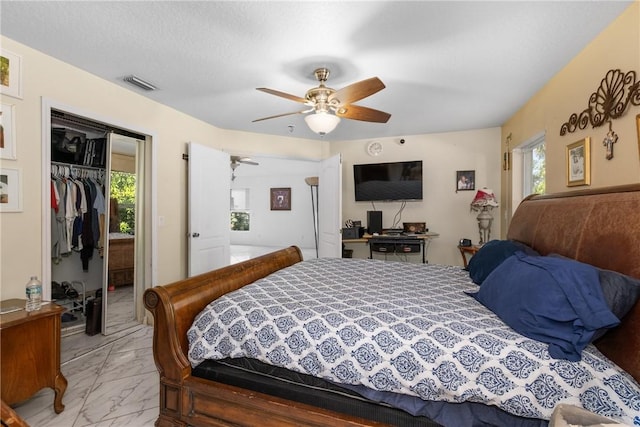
[
  {"left": 370, "top": 242, "right": 395, "bottom": 253},
  {"left": 397, "top": 243, "right": 421, "bottom": 253},
  {"left": 370, "top": 241, "right": 421, "bottom": 253}
]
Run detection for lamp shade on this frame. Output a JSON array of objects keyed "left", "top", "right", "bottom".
[
  {"left": 305, "top": 112, "right": 340, "bottom": 135},
  {"left": 470, "top": 188, "right": 499, "bottom": 211}
]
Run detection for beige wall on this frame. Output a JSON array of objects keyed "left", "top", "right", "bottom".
[
  {"left": 2, "top": 2, "right": 638, "bottom": 298},
  {"left": 0, "top": 36, "right": 324, "bottom": 299},
  {"left": 334, "top": 128, "right": 501, "bottom": 266},
  {"left": 501, "top": 2, "right": 640, "bottom": 229}
]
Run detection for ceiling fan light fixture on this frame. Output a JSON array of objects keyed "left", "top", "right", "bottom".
[{"left": 305, "top": 112, "right": 340, "bottom": 135}]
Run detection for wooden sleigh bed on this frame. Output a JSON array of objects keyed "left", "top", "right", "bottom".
[{"left": 144, "top": 184, "right": 640, "bottom": 427}]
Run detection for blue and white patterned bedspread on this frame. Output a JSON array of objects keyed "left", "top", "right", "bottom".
[{"left": 187, "top": 258, "right": 640, "bottom": 423}]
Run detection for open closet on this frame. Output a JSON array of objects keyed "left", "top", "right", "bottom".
[{"left": 49, "top": 109, "right": 144, "bottom": 336}]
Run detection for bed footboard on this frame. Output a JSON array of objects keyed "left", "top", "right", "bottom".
[{"left": 143, "top": 246, "right": 305, "bottom": 426}]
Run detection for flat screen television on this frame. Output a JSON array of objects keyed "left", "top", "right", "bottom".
[{"left": 353, "top": 160, "right": 423, "bottom": 201}]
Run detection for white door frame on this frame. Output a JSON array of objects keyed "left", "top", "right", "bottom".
[{"left": 40, "top": 97, "right": 158, "bottom": 325}]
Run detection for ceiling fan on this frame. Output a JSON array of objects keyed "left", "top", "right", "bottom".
[
  {"left": 253, "top": 68, "right": 391, "bottom": 135},
  {"left": 230, "top": 156, "right": 258, "bottom": 181}
]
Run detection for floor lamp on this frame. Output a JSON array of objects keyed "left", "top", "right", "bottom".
[
  {"left": 305, "top": 177, "right": 319, "bottom": 257},
  {"left": 470, "top": 188, "right": 499, "bottom": 245}
]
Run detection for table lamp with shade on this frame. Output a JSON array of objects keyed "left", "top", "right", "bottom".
[{"left": 470, "top": 188, "right": 499, "bottom": 245}]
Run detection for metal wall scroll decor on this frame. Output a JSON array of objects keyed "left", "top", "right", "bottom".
[{"left": 559, "top": 69, "right": 640, "bottom": 136}]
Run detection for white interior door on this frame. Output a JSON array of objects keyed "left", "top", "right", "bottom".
[
  {"left": 318, "top": 154, "right": 342, "bottom": 258},
  {"left": 188, "top": 143, "right": 230, "bottom": 276}
]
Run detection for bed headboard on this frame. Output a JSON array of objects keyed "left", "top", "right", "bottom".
[{"left": 506, "top": 183, "right": 640, "bottom": 382}]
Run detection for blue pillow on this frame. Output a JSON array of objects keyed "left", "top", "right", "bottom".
[
  {"left": 468, "top": 252, "right": 619, "bottom": 361},
  {"left": 467, "top": 239, "right": 539, "bottom": 285},
  {"left": 547, "top": 254, "right": 640, "bottom": 330},
  {"left": 597, "top": 269, "right": 640, "bottom": 322}
]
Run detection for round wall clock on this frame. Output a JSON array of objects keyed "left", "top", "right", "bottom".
[{"left": 366, "top": 141, "right": 383, "bottom": 156}]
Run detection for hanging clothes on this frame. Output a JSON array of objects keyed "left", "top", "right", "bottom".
[{"left": 51, "top": 163, "right": 105, "bottom": 271}]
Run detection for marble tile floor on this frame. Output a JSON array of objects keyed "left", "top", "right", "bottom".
[
  {"left": 13, "top": 323, "right": 158, "bottom": 427},
  {"left": 16, "top": 286, "right": 154, "bottom": 426},
  {"left": 13, "top": 246, "right": 315, "bottom": 426},
  {"left": 103, "top": 285, "right": 139, "bottom": 336}
]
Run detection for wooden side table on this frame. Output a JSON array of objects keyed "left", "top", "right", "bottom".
[
  {"left": 458, "top": 245, "right": 481, "bottom": 269},
  {"left": 0, "top": 299, "right": 67, "bottom": 413}
]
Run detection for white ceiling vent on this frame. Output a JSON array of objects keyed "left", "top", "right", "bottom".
[{"left": 123, "top": 75, "right": 157, "bottom": 91}]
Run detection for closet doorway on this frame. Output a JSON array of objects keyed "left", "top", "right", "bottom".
[{"left": 42, "top": 99, "right": 155, "bottom": 337}]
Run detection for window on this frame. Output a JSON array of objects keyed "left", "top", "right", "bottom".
[
  {"left": 110, "top": 171, "right": 136, "bottom": 233},
  {"left": 515, "top": 132, "right": 545, "bottom": 199},
  {"left": 523, "top": 138, "right": 546, "bottom": 196},
  {"left": 511, "top": 132, "right": 545, "bottom": 215},
  {"left": 230, "top": 188, "right": 250, "bottom": 231}
]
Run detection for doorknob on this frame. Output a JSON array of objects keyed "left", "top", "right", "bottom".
[{"left": 192, "top": 233, "right": 200, "bottom": 238}]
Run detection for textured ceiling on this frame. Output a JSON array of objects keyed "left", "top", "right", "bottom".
[{"left": 0, "top": 1, "right": 632, "bottom": 141}]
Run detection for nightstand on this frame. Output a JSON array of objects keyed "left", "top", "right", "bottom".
[
  {"left": 458, "top": 245, "right": 481, "bottom": 269},
  {"left": 0, "top": 299, "right": 67, "bottom": 413}
]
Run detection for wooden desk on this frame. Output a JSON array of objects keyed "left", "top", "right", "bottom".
[
  {"left": 0, "top": 300, "right": 67, "bottom": 413},
  {"left": 343, "top": 232, "right": 439, "bottom": 263},
  {"left": 458, "top": 245, "right": 481, "bottom": 268}
]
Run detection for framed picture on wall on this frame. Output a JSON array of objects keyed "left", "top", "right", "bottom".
[
  {"left": 270, "top": 187, "right": 291, "bottom": 211},
  {"left": 566, "top": 137, "right": 590, "bottom": 187},
  {"left": 0, "top": 103, "right": 16, "bottom": 160},
  {"left": 0, "top": 49, "right": 23, "bottom": 100},
  {"left": 0, "top": 167, "right": 22, "bottom": 212},
  {"left": 636, "top": 114, "right": 640, "bottom": 163},
  {"left": 456, "top": 170, "right": 475, "bottom": 191}
]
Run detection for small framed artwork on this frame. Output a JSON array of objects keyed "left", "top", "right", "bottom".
[
  {"left": 0, "top": 49, "right": 23, "bottom": 99},
  {"left": 0, "top": 167, "right": 23, "bottom": 212},
  {"left": 456, "top": 170, "right": 475, "bottom": 191},
  {"left": 566, "top": 137, "right": 590, "bottom": 187},
  {"left": 270, "top": 187, "right": 291, "bottom": 211},
  {"left": 1, "top": 103, "right": 17, "bottom": 160}
]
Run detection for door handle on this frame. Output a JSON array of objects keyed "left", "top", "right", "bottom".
[{"left": 192, "top": 233, "right": 200, "bottom": 238}]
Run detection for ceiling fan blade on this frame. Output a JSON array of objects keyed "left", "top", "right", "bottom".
[
  {"left": 231, "top": 156, "right": 259, "bottom": 165},
  {"left": 239, "top": 159, "right": 259, "bottom": 165},
  {"left": 329, "top": 77, "right": 385, "bottom": 105},
  {"left": 336, "top": 104, "right": 391, "bottom": 123},
  {"left": 257, "top": 88, "right": 308, "bottom": 104},
  {"left": 252, "top": 110, "right": 308, "bottom": 122}
]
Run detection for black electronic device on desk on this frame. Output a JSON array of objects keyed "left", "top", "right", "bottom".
[{"left": 342, "top": 226, "right": 364, "bottom": 240}]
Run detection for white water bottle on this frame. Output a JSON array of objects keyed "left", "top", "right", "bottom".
[{"left": 25, "top": 276, "right": 42, "bottom": 312}]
